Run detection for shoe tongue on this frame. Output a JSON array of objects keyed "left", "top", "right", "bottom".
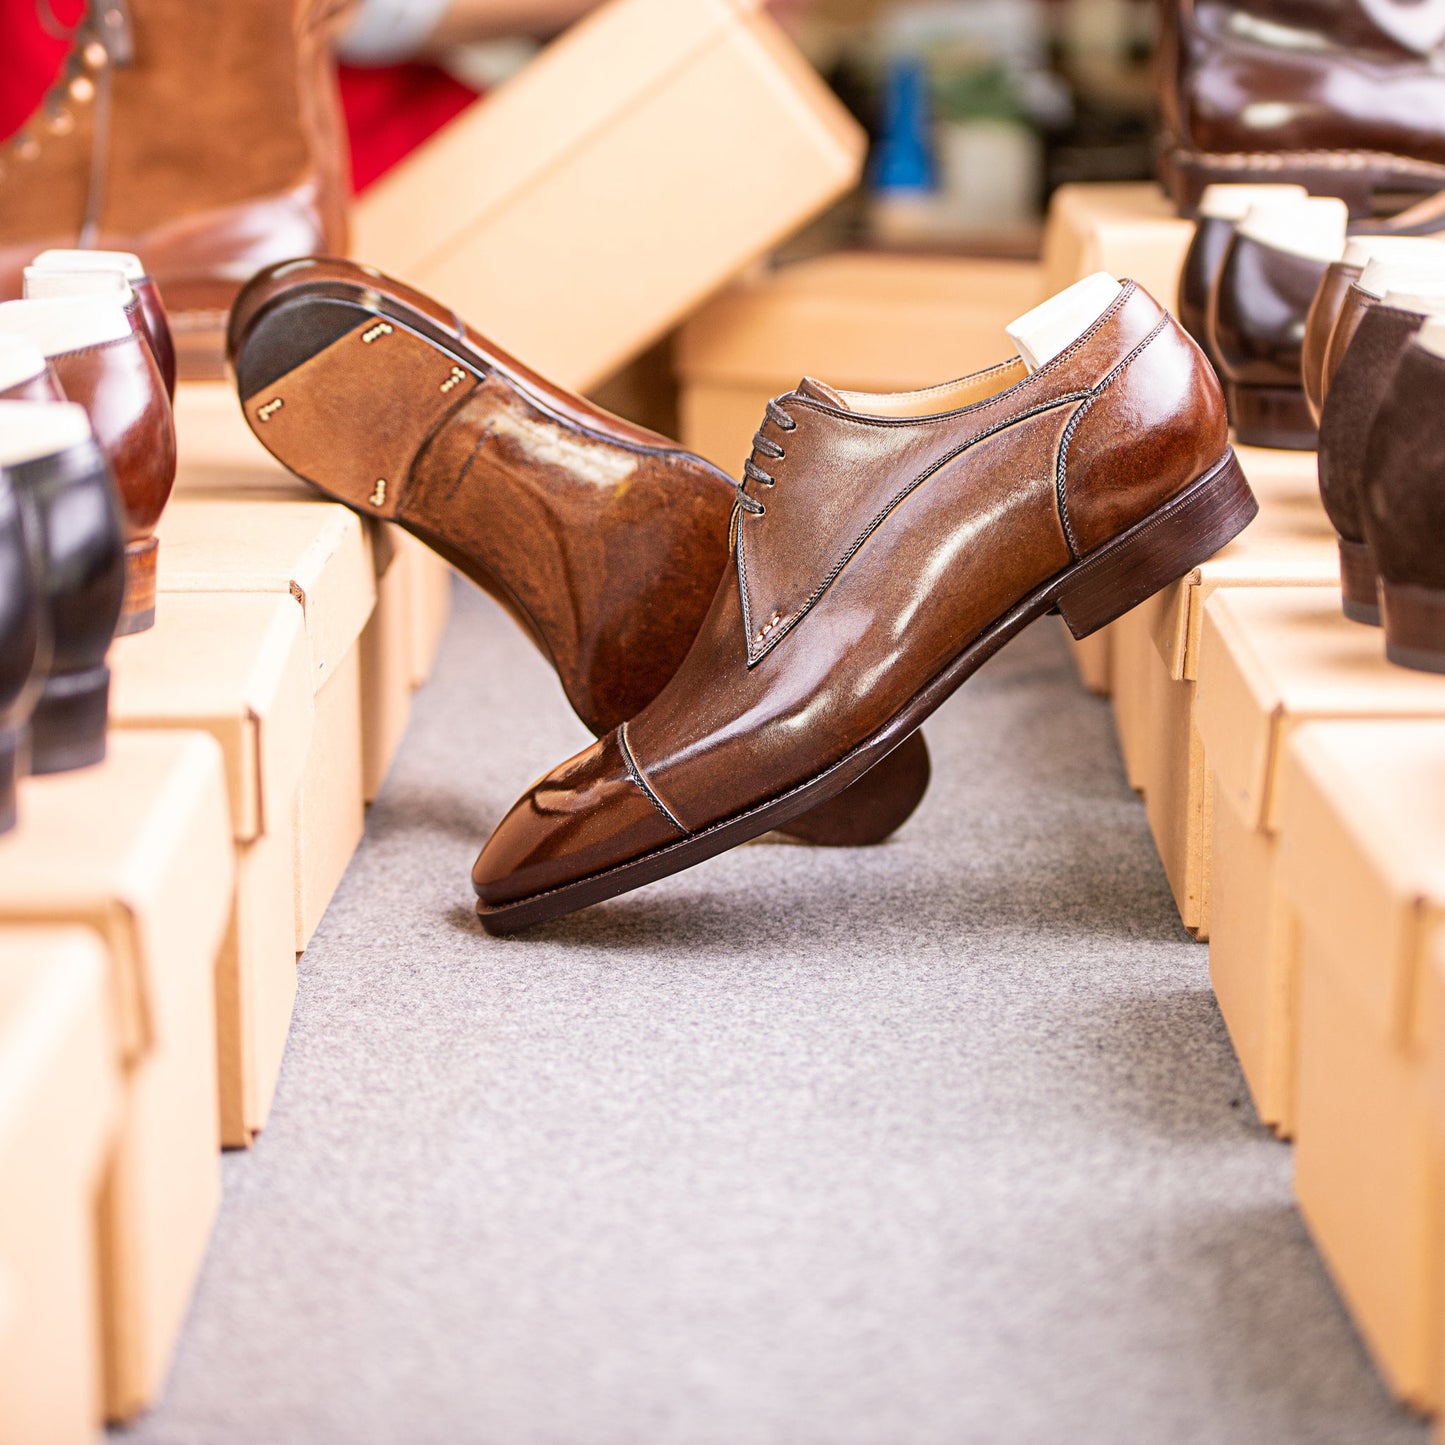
[{"left": 794, "top": 377, "right": 851, "bottom": 410}]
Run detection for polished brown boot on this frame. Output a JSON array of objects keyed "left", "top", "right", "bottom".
[
  {"left": 1208, "top": 197, "right": 1348, "bottom": 448},
  {"left": 0, "top": 295, "right": 175, "bottom": 635},
  {"left": 0, "top": 0, "right": 351, "bottom": 380},
  {"left": 1363, "top": 317, "right": 1445, "bottom": 671},
  {"left": 228, "top": 258, "right": 933, "bottom": 849},
  {"left": 472, "top": 277, "right": 1258, "bottom": 933},
  {"left": 1158, "top": 0, "right": 1445, "bottom": 215},
  {"left": 1317, "top": 265, "right": 1445, "bottom": 621},
  {"left": 27, "top": 249, "right": 176, "bottom": 400}
]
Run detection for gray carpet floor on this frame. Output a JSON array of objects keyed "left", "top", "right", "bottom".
[{"left": 118, "top": 582, "right": 1428, "bottom": 1445}]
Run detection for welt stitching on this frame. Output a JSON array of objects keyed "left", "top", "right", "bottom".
[
  {"left": 619, "top": 722, "right": 688, "bottom": 835},
  {"left": 747, "top": 395, "right": 1086, "bottom": 666},
  {"left": 1054, "top": 315, "right": 1170, "bottom": 560},
  {"left": 52, "top": 335, "right": 132, "bottom": 362}
]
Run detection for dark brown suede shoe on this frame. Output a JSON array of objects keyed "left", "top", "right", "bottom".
[
  {"left": 229, "top": 258, "right": 932, "bottom": 850},
  {"left": 1316, "top": 259, "right": 1445, "bottom": 621},
  {"left": 1361, "top": 319, "right": 1445, "bottom": 671},
  {"left": 471, "top": 280, "right": 1258, "bottom": 933},
  {"left": 1208, "top": 200, "right": 1348, "bottom": 449}
]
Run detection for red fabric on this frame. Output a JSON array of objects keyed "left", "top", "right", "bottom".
[
  {"left": 0, "top": 0, "right": 81, "bottom": 141},
  {"left": 339, "top": 62, "right": 479, "bottom": 194}
]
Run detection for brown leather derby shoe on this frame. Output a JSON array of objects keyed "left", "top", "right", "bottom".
[
  {"left": 229, "top": 258, "right": 932, "bottom": 850},
  {"left": 472, "top": 280, "right": 1258, "bottom": 932}
]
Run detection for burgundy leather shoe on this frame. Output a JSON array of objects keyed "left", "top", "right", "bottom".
[
  {"left": 28, "top": 250, "right": 177, "bottom": 401},
  {"left": 228, "top": 258, "right": 933, "bottom": 850},
  {"left": 1361, "top": 318, "right": 1445, "bottom": 670},
  {"left": 0, "top": 401, "right": 126, "bottom": 775},
  {"left": 472, "top": 279, "right": 1258, "bottom": 933},
  {"left": 0, "top": 295, "right": 176, "bottom": 636},
  {"left": 1158, "top": 0, "right": 1445, "bottom": 215}
]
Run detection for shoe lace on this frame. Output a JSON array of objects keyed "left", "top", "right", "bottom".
[
  {"left": 731, "top": 396, "right": 796, "bottom": 542},
  {"left": 2, "top": 1, "right": 132, "bottom": 244}
]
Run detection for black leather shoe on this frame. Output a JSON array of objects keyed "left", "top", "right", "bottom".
[
  {"left": 0, "top": 441, "right": 48, "bottom": 832},
  {"left": 0, "top": 401, "right": 126, "bottom": 775}
]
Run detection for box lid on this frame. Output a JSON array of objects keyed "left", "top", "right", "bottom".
[
  {"left": 0, "top": 734, "right": 234, "bottom": 1065},
  {"left": 1278, "top": 720, "right": 1445, "bottom": 1046},
  {"left": 1148, "top": 450, "right": 1341, "bottom": 683},
  {"left": 1200, "top": 588, "right": 1445, "bottom": 835},
  {"left": 110, "top": 593, "right": 315, "bottom": 844},
  {"left": 677, "top": 253, "right": 1045, "bottom": 391},
  {"left": 155, "top": 498, "right": 377, "bottom": 692},
  {"left": 353, "top": 0, "right": 865, "bottom": 389},
  {"left": 0, "top": 928, "right": 118, "bottom": 1183},
  {"left": 171, "top": 381, "right": 315, "bottom": 503}
]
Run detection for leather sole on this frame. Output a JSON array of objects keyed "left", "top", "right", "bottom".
[
  {"left": 116, "top": 535, "right": 158, "bottom": 637},
  {"left": 28, "top": 664, "right": 109, "bottom": 776},
  {"left": 232, "top": 274, "right": 933, "bottom": 848},
  {"left": 475, "top": 449, "right": 1259, "bottom": 934},
  {"left": 1168, "top": 148, "right": 1445, "bottom": 219}
]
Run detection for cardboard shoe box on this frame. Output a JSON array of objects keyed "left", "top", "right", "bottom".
[
  {"left": 154, "top": 497, "right": 377, "bottom": 950},
  {"left": 1110, "top": 450, "right": 1339, "bottom": 937},
  {"left": 1276, "top": 721, "right": 1445, "bottom": 1410},
  {"left": 677, "top": 251, "right": 1045, "bottom": 471},
  {"left": 110, "top": 592, "right": 315, "bottom": 1147},
  {"left": 1198, "top": 589, "right": 1445, "bottom": 1135},
  {"left": 353, "top": 0, "right": 865, "bottom": 395},
  {"left": 0, "top": 735, "right": 234, "bottom": 1422},
  {"left": 0, "top": 929, "right": 119, "bottom": 1445}
]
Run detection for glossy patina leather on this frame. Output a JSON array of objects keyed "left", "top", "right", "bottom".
[
  {"left": 0, "top": 368, "right": 64, "bottom": 405},
  {"left": 0, "top": 466, "right": 47, "bottom": 763},
  {"left": 1178, "top": 213, "right": 1237, "bottom": 376},
  {"left": 0, "top": 0, "right": 349, "bottom": 364},
  {"left": 1302, "top": 260, "right": 1363, "bottom": 421},
  {"left": 474, "top": 283, "right": 1229, "bottom": 908},
  {"left": 1363, "top": 340, "right": 1445, "bottom": 591},
  {"left": 47, "top": 331, "right": 176, "bottom": 549},
  {"left": 1210, "top": 231, "right": 1327, "bottom": 389},
  {"left": 1317, "top": 296, "right": 1428, "bottom": 548},
  {"left": 131, "top": 276, "right": 175, "bottom": 400},
  {"left": 231, "top": 258, "right": 933, "bottom": 847}
]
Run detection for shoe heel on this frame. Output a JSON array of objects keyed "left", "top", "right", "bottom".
[
  {"left": 1226, "top": 382, "right": 1318, "bottom": 451},
  {"left": 1055, "top": 450, "right": 1259, "bottom": 640},
  {"left": 1338, "top": 537, "right": 1382, "bottom": 626},
  {"left": 29, "top": 665, "right": 110, "bottom": 775},
  {"left": 1381, "top": 581, "right": 1445, "bottom": 674},
  {"left": 115, "top": 534, "right": 158, "bottom": 637},
  {"left": 0, "top": 727, "right": 20, "bottom": 835}
]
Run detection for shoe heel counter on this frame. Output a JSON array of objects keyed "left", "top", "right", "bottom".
[{"left": 1059, "top": 313, "right": 1229, "bottom": 558}]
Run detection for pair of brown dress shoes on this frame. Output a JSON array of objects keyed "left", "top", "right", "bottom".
[{"left": 231, "top": 262, "right": 1257, "bottom": 932}]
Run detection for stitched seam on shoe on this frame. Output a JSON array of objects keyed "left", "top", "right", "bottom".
[
  {"left": 619, "top": 722, "right": 688, "bottom": 836},
  {"left": 742, "top": 393, "right": 1087, "bottom": 665},
  {"left": 1055, "top": 315, "right": 1169, "bottom": 561}
]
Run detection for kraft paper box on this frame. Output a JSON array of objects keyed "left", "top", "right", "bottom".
[
  {"left": 1198, "top": 590, "right": 1445, "bottom": 1134},
  {"left": 1276, "top": 721, "right": 1445, "bottom": 1410},
  {"left": 352, "top": 0, "right": 866, "bottom": 395},
  {"left": 1109, "top": 452, "right": 1338, "bottom": 936},
  {"left": 1425, "top": 932, "right": 1445, "bottom": 1425},
  {"left": 154, "top": 497, "right": 376, "bottom": 948},
  {"left": 172, "top": 384, "right": 451, "bottom": 789},
  {"left": 676, "top": 252, "right": 1045, "bottom": 470},
  {"left": 110, "top": 593, "right": 315, "bottom": 1147},
  {"left": 0, "top": 929, "right": 119, "bottom": 1445},
  {"left": 0, "top": 735, "right": 233, "bottom": 1421}
]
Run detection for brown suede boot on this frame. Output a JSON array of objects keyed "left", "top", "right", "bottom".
[{"left": 0, "top": 0, "right": 351, "bottom": 379}]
